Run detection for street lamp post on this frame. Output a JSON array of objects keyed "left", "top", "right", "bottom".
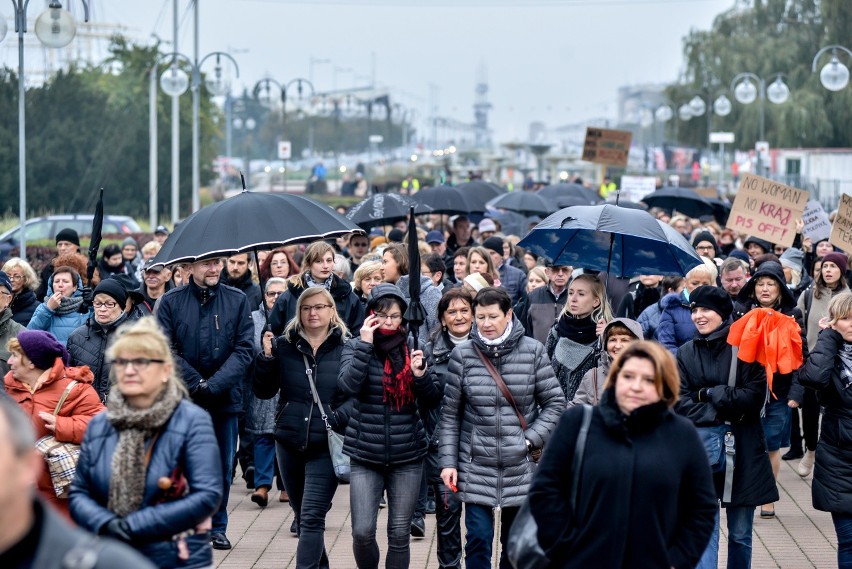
[
  {"left": 812, "top": 45, "right": 852, "bottom": 91},
  {"left": 730, "top": 72, "right": 790, "bottom": 176},
  {"left": 157, "top": 53, "right": 190, "bottom": 225},
  {"left": 2, "top": 0, "right": 89, "bottom": 260}
]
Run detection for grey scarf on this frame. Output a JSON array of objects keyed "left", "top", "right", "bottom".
[
  {"left": 304, "top": 272, "right": 334, "bottom": 291},
  {"left": 840, "top": 343, "right": 852, "bottom": 390},
  {"left": 48, "top": 294, "right": 84, "bottom": 315},
  {"left": 106, "top": 381, "right": 183, "bottom": 516}
]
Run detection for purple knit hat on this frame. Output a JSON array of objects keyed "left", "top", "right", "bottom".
[{"left": 16, "top": 330, "right": 69, "bottom": 370}]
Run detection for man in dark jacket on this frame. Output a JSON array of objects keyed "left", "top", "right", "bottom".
[
  {"left": 222, "top": 253, "right": 262, "bottom": 309},
  {"left": 127, "top": 259, "right": 172, "bottom": 317},
  {"left": 156, "top": 257, "right": 254, "bottom": 551},
  {"left": 518, "top": 262, "right": 570, "bottom": 345},
  {"left": 0, "top": 394, "right": 156, "bottom": 568},
  {"left": 674, "top": 286, "right": 777, "bottom": 569},
  {"left": 482, "top": 236, "right": 527, "bottom": 305},
  {"left": 446, "top": 216, "right": 477, "bottom": 255}
]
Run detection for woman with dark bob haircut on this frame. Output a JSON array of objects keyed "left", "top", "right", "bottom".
[{"left": 528, "top": 341, "right": 717, "bottom": 569}]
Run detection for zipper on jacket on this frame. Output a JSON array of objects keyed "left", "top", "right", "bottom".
[
  {"left": 495, "top": 352, "right": 503, "bottom": 506},
  {"left": 303, "top": 354, "right": 316, "bottom": 451},
  {"left": 385, "top": 402, "right": 391, "bottom": 466}
]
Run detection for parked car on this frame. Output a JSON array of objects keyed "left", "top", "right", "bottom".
[{"left": 0, "top": 214, "right": 142, "bottom": 260}]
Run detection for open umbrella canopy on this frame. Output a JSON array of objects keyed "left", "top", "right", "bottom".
[
  {"left": 411, "top": 185, "right": 485, "bottom": 214},
  {"left": 486, "top": 191, "right": 557, "bottom": 217},
  {"left": 153, "top": 190, "right": 362, "bottom": 264},
  {"left": 346, "top": 193, "right": 433, "bottom": 229},
  {"left": 517, "top": 204, "right": 703, "bottom": 277},
  {"left": 604, "top": 197, "right": 648, "bottom": 211},
  {"left": 455, "top": 180, "right": 506, "bottom": 211},
  {"left": 537, "top": 183, "right": 602, "bottom": 205},
  {"left": 706, "top": 198, "right": 732, "bottom": 225},
  {"left": 641, "top": 187, "right": 715, "bottom": 218}
]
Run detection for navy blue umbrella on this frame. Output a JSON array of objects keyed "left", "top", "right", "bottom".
[{"left": 517, "top": 204, "right": 703, "bottom": 277}]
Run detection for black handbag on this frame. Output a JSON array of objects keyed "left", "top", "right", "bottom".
[{"left": 507, "top": 404, "right": 593, "bottom": 569}]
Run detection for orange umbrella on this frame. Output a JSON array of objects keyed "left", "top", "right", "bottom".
[{"left": 728, "top": 307, "right": 803, "bottom": 397}]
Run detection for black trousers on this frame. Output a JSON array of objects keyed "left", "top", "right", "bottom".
[{"left": 790, "top": 388, "right": 820, "bottom": 451}]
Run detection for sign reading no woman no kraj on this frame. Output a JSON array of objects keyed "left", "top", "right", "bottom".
[
  {"left": 830, "top": 194, "right": 852, "bottom": 255},
  {"left": 726, "top": 174, "right": 808, "bottom": 248}
]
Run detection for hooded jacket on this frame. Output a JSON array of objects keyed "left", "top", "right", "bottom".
[
  {"left": 530, "top": 391, "right": 716, "bottom": 569},
  {"left": 69, "top": 399, "right": 223, "bottom": 569},
  {"left": 570, "top": 318, "right": 643, "bottom": 407},
  {"left": 267, "top": 272, "right": 365, "bottom": 337},
  {"left": 674, "top": 322, "right": 778, "bottom": 506},
  {"left": 656, "top": 290, "right": 695, "bottom": 354},
  {"left": 800, "top": 328, "right": 852, "bottom": 514},
  {"left": 438, "top": 316, "right": 566, "bottom": 508},
  {"left": 67, "top": 313, "right": 130, "bottom": 403},
  {"left": 733, "top": 261, "right": 807, "bottom": 402},
  {"left": 27, "top": 274, "right": 92, "bottom": 345},
  {"left": 10, "top": 288, "right": 40, "bottom": 326},
  {"left": 5, "top": 359, "right": 104, "bottom": 515}
]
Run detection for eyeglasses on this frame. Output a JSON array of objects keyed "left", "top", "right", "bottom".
[
  {"left": 549, "top": 267, "right": 571, "bottom": 274},
  {"left": 93, "top": 301, "right": 118, "bottom": 309},
  {"left": 300, "top": 304, "right": 333, "bottom": 313},
  {"left": 112, "top": 358, "right": 165, "bottom": 371},
  {"left": 375, "top": 312, "right": 402, "bottom": 322},
  {"left": 265, "top": 290, "right": 284, "bottom": 298},
  {"left": 7, "top": 274, "right": 24, "bottom": 282},
  {"left": 695, "top": 245, "right": 715, "bottom": 252},
  {"left": 270, "top": 261, "right": 288, "bottom": 267}
]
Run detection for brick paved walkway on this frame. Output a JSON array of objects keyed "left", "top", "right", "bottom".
[{"left": 214, "top": 455, "right": 837, "bottom": 568}]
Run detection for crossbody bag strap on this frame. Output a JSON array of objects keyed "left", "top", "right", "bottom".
[
  {"left": 144, "top": 429, "right": 163, "bottom": 470},
  {"left": 53, "top": 380, "right": 78, "bottom": 415},
  {"left": 722, "top": 346, "right": 739, "bottom": 504},
  {"left": 473, "top": 345, "right": 528, "bottom": 431},
  {"left": 303, "top": 354, "right": 333, "bottom": 431}
]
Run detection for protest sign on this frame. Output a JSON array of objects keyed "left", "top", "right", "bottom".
[
  {"left": 802, "top": 200, "right": 832, "bottom": 243},
  {"left": 619, "top": 176, "right": 656, "bottom": 202},
  {"left": 726, "top": 173, "right": 808, "bottom": 247},
  {"left": 582, "top": 128, "right": 632, "bottom": 168},
  {"left": 830, "top": 194, "right": 852, "bottom": 255},
  {"left": 693, "top": 187, "right": 719, "bottom": 199}
]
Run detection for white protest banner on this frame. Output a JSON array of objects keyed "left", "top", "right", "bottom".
[
  {"left": 830, "top": 194, "right": 852, "bottom": 255},
  {"left": 726, "top": 173, "right": 808, "bottom": 247},
  {"left": 802, "top": 200, "right": 832, "bottom": 243},
  {"left": 619, "top": 176, "right": 656, "bottom": 203}
]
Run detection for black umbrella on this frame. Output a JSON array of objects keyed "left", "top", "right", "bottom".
[
  {"left": 456, "top": 180, "right": 506, "bottom": 211},
  {"left": 518, "top": 204, "right": 703, "bottom": 278},
  {"left": 485, "top": 210, "right": 530, "bottom": 238},
  {"left": 641, "top": 187, "right": 715, "bottom": 218},
  {"left": 153, "top": 189, "right": 362, "bottom": 265},
  {"left": 345, "top": 193, "right": 433, "bottom": 229},
  {"left": 403, "top": 206, "right": 426, "bottom": 357},
  {"left": 555, "top": 194, "right": 596, "bottom": 208},
  {"left": 411, "top": 185, "right": 484, "bottom": 214},
  {"left": 706, "top": 198, "right": 732, "bottom": 225},
  {"left": 486, "top": 192, "right": 558, "bottom": 217},
  {"left": 87, "top": 189, "right": 104, "bottom": 283},
  {"left": 537, "top": 183, "right": 602, "bottom": 205}
]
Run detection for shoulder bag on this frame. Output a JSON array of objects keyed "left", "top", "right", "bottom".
[
  {"left": 474, "top": 345, "right": 543, "bottom": 461},
  {"left": 35, "top": 380, "right": 81, "bottom": 499},
  {"left": 696, "top": 347, "right": 738, "bottom": 502},
  {"left": 303, "top": 355, "right": 350, "bottom": 483},
  {"left": 507, "top": 404, "right": 593, "bottom": 569}
]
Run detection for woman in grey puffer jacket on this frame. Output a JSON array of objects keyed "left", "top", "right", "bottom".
[{"left": 439, "top": 287, "right": 565, "bottom": 569}]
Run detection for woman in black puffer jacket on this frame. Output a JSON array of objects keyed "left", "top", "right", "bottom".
[
  {"left": 254, "top": 287, "right": 350, "bottom": 569},
  {"left": 339, "top": 283, "right": 441, "bottom": 569}
]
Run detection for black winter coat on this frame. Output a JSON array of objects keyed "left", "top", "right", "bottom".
[
  {"left": 10, "top": 289, "right": 40, "bottom": 326},
  {"left": 338, "top": 335, "right": 442, "bottom": 467},
  {"left": 69, "top": 400, "right": 222, "bottom": 569},
  {"left": 530, "top": 391, "right": 716, "bottom": 569},
  {"left": 156, "top": 279, "right": 254, "bottom": 414},
  {"left": 267, "top": 273, "right": 365, "bottom": 337},
  {"left": 221, "top": 268, "right": 262, "bottom": 311},
  {"left": 253, "top": 328, "right": 351, "bottom": 451},
  {"left": 800, "top": 328, "right": 852, "bottom": 514},
  {"left": 675, "top": 323, "right": 779, "bottom": 507},
  {"left": 67, "top": 313, "right": 130, "bottom": 403}
]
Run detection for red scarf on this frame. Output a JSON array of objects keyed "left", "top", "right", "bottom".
[{"left": 373, "top": 328, "right": 414, "bottom": 410}]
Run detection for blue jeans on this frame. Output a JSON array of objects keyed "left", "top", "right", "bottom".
[
  {"left": 697, "top": 502, "right": 755, "bottom": 569},
  {"left": 833, "top": 512, "right": 852, "bottom": 569},
  {"left": 350, "top": 459, "right": 423, "bottom": 569},
  {"left": 464, "top": 503, "right": 519, "bottom": 569},
  {"left": 210, "top": 412, "right": 239, "bottom": 535},
  {"left": 278, "top": 443, "right": 338, "bottom": 569},
  {"left": 254, "top": 434, "right": 276, "bottom": 489}
]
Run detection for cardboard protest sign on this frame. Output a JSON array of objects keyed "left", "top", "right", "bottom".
[
  {"left": 582, "top": 128, "right": 632, "bottom": 168},
  {"left": 726, "top": 174, "right": 808, "bottom": 247},
  {"left": 620, "top": 176, "right": 656, "bottom": 202},
  {"left": 693, "top": 187, "right": 719, "bottom": 199},
  {"left": 802, "top": 200, "right": 832, "bottom": 243},
  {"left": 830, "top": 194, "right": 852, "bottom": 255}
]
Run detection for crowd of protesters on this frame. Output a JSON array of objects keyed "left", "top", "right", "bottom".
[{"left": 1, "top": 192, "right": 852, "bottom": 569}]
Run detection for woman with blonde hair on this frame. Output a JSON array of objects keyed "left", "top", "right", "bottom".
[
  {"left": 353, "top": 261, "right": 383, "bottom": 305},
  {"left": 546, "top": 274, "right": 612, "bottom": 399},
  {"left": 529, "top": 341, "right": 716, "bottom": 568},
  {"left": 657, "top": 257, "right": 718, "bottom": 354},
  {"left": 2, "top": 257, "right": 41, "bottom": 326},
  {"left": 268, "top": 240, "right": 364, "bottom": 336},
  {"left": 70, "top": 317, "right": 222, "bottom": 568},
  {"left": 254, "top": 287, "right": 351, "bottom": 567}
]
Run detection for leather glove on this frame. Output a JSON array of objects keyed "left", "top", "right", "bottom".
[
  {"left": 697, "top": 387, "right": 713, "bottom": 402},
  {"left": 79, "top": 286, "right": 94, "bottom": 311},
  {"left": 100, "top": 518, "right": 133, "bottom": 543},
  {"left": 192, "top": 380, "right": 213, "bottom": 405}
]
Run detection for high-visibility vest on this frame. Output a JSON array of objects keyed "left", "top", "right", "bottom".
[
  {"left": 402, "top": 178, "right": 420, "bottom": 191},
  {"left": 599, "top": 182, "right": 616, "bottom": 199}
]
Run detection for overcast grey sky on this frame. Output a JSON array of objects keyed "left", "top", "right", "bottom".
[{"left": 97, "top": 0, "right": 733, "bottom": 142}]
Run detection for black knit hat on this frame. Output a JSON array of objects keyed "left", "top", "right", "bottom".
[
  {"left": 55, "top": 227, "right": 80, "bottom": 247},
  {"left": 689, "top": 285, "right": 733, "bottom": 322},
  {"left": 94, "top": 278, "right": 127, "bottom": 307},
  {"left": 481, "top": 236, "right": 504, "bottom": 257}
]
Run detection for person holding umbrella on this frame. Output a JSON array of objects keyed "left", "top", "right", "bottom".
[{"left": 268, "top": 241, "right": 365, "bottom": 337}]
